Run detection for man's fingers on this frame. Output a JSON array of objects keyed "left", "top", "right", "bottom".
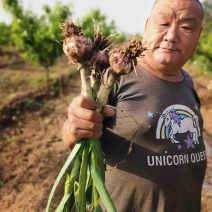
[
  {"left": 67, "top": 117, "right": 103, "bottom": 140},
  {"left": 70, "top": 128, "right": 103, "bottom": 140},
  {"left": 101, "top": 105, "right": 116, "bottom": 117},
  {"left": 69, "top": 106, "right": 103, "bottom": 122},
  {"left": 69, "top": 95, "right": 103, "bottom": 122},
  {"left": 62, "top": 118, "right": 103, "bottom": 148},
  {"left": 68, "top": 115, "right": 103, "bottom": 133},
  {"left": 73, "top": 95, "right": 97, "bottom": 110}
]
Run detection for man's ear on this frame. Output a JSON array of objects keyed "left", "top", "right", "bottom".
[
  {"left": 144, "top": 18, "right": 149, "bottom": 31},
  {"left": 198, "top": 25, "right": 203, "bottom": 41}
]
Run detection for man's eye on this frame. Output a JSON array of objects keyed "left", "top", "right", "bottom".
[
  {"left": 160, "top": 23, "right": 169, "bottom": 26},
  {"left": 182, "top": 26, "right": 192, "bottom": 31}
]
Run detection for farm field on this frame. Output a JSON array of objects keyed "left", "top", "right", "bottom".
[{"left": 0, "top": 60, "right": 211, "bottom": 212}]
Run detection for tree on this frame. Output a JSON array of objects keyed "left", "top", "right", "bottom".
[
  {"left": 1, "top": 0, "right": 72, "bottom": 88},
  {"left": 188, "top": 0, "right": 212, "bottom": 74},
  {"left": 1, "top": 0, "right": 22, "bottom": 17},
  {"left": 78, "top": 9, "right": 126, "bottom": 43},
  {"left": 0, "top": 23, "right": 12, "bottom": 53},
  {"left": 202, "top": 0, "right": 212, "bottom": 33}
]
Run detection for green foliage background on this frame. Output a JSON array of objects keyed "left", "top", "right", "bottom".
[
  {"left": 0, "top": 0, "right": 211, "bottom": 74},
  {"left": 0, "top": 0, "right": 126, "bottom": 68},
  {"left": 188, "top": 0, "right": 212, "bottom": 74},
  {"left": 0, "top": 0, "right": 72, "bottom": 68}
]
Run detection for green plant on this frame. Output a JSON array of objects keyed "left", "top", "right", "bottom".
[
  {"left": 1, "top": 0, "right": 72, "bottom": 88},
  {"left": 187, "top": 0, "right": 212, "bottom": 74},
  {"left": 29, "top": 77, "right": 46, "bottom": 89},
  {"left": 46, "top": 21, "right": 144, "bottom": 212}
]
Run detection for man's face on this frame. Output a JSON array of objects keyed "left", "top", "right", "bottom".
[{"left": 142, "top": 0, "right": 203, "bottom": 68}]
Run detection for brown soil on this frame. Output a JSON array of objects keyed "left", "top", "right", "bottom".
[{"left": 0, "top": 65, "right": 211, "bottom": 212}]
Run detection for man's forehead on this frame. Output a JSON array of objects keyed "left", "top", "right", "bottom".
[
  {"left": 154, "top": 11, "right": 199, "bottom": 27},
  {"left": 151, "top": 0, "right": 203, "bottom": 20},
  {"left": 152, "top": 0, "right": 202, "bottom": 10},
  {"left": 153, "top": 0, "right": 202, "bottom": 4}
]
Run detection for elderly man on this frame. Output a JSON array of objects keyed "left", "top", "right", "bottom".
[{"left": 62, "top": 0, "right": 206, "bottom": 211}]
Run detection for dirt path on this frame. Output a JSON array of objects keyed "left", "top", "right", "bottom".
[{"left": 0, "top": 68, "right": 211, "bottom": 212}]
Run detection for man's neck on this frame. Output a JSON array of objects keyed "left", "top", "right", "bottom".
[{"left": 138, "top": 57, "right": 184, "bottom": 82}]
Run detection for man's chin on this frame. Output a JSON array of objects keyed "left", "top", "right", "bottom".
[{"left": 154, "top": 54, "right": 179, "bottom": 66}]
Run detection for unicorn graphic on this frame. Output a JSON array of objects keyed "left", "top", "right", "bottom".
[
  {"left": 162, "top": 109, "right": 200, "bottom": 144},
  {"left": 156, "top": 105, "right": 201, "bottom": 145}
]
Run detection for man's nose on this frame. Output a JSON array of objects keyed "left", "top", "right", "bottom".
[{"left": 163, "top": 25, "right": 179, "bottom": 43}]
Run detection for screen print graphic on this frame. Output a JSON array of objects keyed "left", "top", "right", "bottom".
[{"left": 155, "top": 105, "right": 201, "bottom": 148}]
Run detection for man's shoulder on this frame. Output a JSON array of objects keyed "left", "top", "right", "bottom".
[{"left": 181, "top": 68, "right": 194, "bottom": 87}]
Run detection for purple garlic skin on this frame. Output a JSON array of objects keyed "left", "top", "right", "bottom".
[
  {"left": 63, "top": 35, "right": 93, "bottom": 64},
  {"left": 109, "top": 48, "right": 132, "bottom": 75},
  {"left": 95, "top": 51, "right": 110, "bottom": 70}
]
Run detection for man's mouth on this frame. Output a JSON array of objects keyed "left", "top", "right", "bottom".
[{"left": 161, "top": 48, "right": 179, "bottom": 52}]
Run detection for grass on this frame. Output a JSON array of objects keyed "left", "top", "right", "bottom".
[
  {"left": 0, "top": 56, "right": 77, "bottom": 105},
  {"left": 0, "top": 56, "right": 79, "bottom": 129}
]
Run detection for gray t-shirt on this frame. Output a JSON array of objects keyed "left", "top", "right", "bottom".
[{"left": 100, "top": 65, "right": 207, "bottom": 212}]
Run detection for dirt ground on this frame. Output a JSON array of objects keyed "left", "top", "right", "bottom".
[{"left": 0, "top": 65, "right": 211, "bottom": 212}]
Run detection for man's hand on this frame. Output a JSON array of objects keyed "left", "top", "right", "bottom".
[{"left": 62, "top": 95, "right": 115, "bottom": 149}]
